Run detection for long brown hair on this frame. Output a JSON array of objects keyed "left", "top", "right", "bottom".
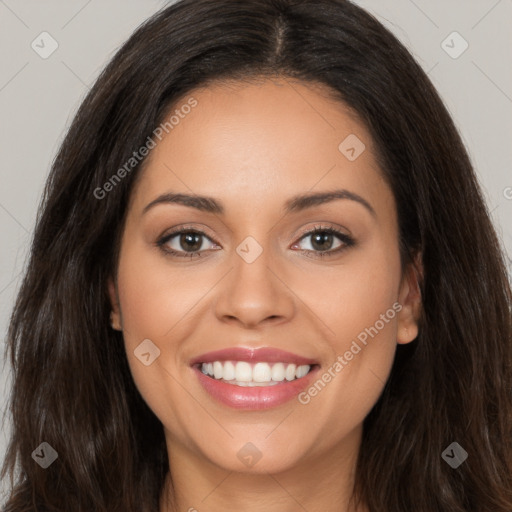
[{"left": 2, "top": 1, "right": 512, "bottom": 510}]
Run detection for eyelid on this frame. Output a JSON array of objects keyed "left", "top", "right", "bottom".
[
  {"left": 293, "top": 221, "right": 352, "bottom": 240},
  {"left": 158, "top": 223, "right": 219, "bottom": 243}
]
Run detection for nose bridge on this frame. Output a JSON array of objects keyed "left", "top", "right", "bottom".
[{"left": 214, "top": 234, "right": 295, "bottom": 327}]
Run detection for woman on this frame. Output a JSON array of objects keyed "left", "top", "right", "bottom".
[{"left": 2, "top": 0, "right": 511, "bottom": 511}]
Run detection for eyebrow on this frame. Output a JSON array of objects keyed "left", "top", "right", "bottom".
[{"left": 142, "top": 189, "right": 376, "bottom": 218}]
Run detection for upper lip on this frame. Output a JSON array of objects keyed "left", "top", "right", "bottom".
[{"left": 190, "top": 347, "right": 319, "bottom": 366}]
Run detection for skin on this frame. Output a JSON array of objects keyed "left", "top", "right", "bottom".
[{"left": 108, "top": 77, "right": 422, "bottom": 512}]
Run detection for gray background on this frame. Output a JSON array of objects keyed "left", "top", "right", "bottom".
[{"left": 1, "top": 0, "right": 511, "bottom": 500}]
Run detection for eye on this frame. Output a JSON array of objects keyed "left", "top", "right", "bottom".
[
  {"left": 156, "top": 227, "right": 219, "bottom": 258},
  {"left": 291, "top": 225, "right": 355, "bottom": 258},
  {"left": 156, "top": 224, "right": 356, "bottom": 260}
]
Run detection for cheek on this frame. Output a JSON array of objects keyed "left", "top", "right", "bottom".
[
  {"left": 114, "top": 246, "right": 197, "bottom": 432},
  {"left": 311, "top": 236, "right": 401, "bottom": 351},
  {"left": 114, "top": 241, "right": 217, "bottom": 407},
  {"left": 116, "top": 238, "right": 208, "bottom": 342},
  {"left": 298, "top": 236, "right": 401, "bottom": 419}
]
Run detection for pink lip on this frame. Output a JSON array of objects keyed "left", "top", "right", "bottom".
[
  {"left": 189, "top": 346, "right": 318, "bottom": 366},
  {"left": 192, "top": 365, "right": 320, "bottom": 410},
  {"left": 190, "top": 346, "right": 320, "bottom": 410}
]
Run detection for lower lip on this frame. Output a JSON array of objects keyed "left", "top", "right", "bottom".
[{"left": 193, "top": 365, "right": 320, "bottom": 410}]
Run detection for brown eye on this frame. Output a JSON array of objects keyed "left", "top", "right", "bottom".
[
  {"left": 292, "top": 226, "right": 355, "bottom": 259},
  {"left": 157, "top": 228, "right": 219, "bottom": 258}
]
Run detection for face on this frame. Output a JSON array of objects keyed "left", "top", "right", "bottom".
[{"left": 108, "top": 77, "right": 421, "bottom": 475}]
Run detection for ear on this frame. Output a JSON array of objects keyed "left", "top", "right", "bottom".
[
  {"left": 107, "top": 276, "right": 123, "bottom": 331},
  {"left": 396, "top": 250, "right": 423, "bottom": 344}
]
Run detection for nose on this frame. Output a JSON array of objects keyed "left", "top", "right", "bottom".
[{"left": 214, "top": 244, "right": 296, "bottom": 329}]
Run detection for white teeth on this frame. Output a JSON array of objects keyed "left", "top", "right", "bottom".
[
  {"left": 223, "top": 361, "right": 235, "bottom": 380},
  {"left": 235, "top": 361, "right": 252, "bottom": 382},
  {"left": 225, "top": 380, "right": 281, "bottom": 387},
  {"left": 285, "top": 364, "right": 296, "bottom": 381},
  {"left": 271, "top": 362, "right": 285, "bottom": 381},
  {"left": 296, "top": 365, "right": 309, "bottom": 378},
  {"left": 253, "top": 362, "right": 272, "bottom": 382},
  {"left": 213, "top": 361, "right": 223, "bottom": 379},
  {"left": 200, "top": 361, "right": 312, "bottom": 384}
]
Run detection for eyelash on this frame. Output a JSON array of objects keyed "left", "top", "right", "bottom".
[{"left": 155, "top": 224, "right": 356, "bottom": 260}]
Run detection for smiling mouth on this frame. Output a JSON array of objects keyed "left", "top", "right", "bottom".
[{"left": 195, "top": 360, "right": 317, "bottom": 387}]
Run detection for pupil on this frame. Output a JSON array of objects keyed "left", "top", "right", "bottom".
[
  {"left": 312, "top": 232, "right": 332, "bottom": 251},
  {"left": 181, "top": 233, "right": 201, "bottom": 251}
]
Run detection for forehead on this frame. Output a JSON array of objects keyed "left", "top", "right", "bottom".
[{"left": 130, "top": 77, "right": 392, "bottom": 221}]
